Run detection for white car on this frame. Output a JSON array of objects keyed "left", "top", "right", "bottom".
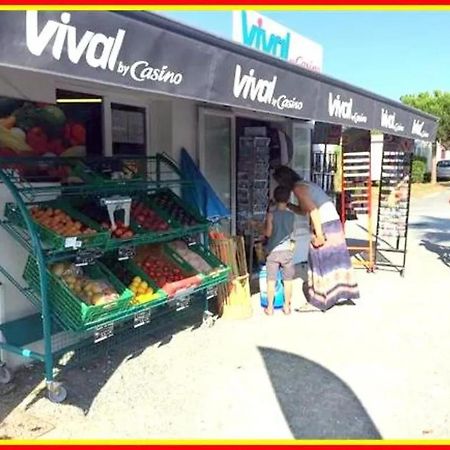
[{"left": 437, "top": 160, "right": 450, "bottom": 181}]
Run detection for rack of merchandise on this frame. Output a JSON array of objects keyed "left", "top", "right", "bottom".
[
  {"left": 236, "top": 136, "right": 271, "bottom": 272},
  {"left": 340, "top": 130, "right": 374, "bottom": 272},
  {"left": 0, "top": 155, "right": 230, "bottom": 402},
  {"left": 374, "top": 135, "right": 414, "bottom": 277}
]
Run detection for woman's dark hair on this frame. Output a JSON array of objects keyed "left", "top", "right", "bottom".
[
  {"left": 272, "top": 166, "right": 302, "bottom": 189},
  {"left": 273, "top": 186, "right": 291, "bottom": 203}
]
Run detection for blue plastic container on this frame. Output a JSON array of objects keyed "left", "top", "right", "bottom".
[{"left": 259, "top": 265, "right": 284, "bottom": 309}]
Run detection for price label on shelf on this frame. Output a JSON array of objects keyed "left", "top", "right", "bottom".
[
  {"left": 118, "top": 245, "right": 136, "bottom": 261},
  {"left": 94, "top": 323, "right": 114, "bottom": 343},
  {"left": 133, "top": 309, "right": 151, "bottom": 328},
  {"left": 65, "top": 237, "right": 82, "bottom": 249},
  {"left": 206, "top": 286, "right": 217, "bottom": 299},
  {"left": 175, "top": 296, "right": 191, "bottom": 312}
]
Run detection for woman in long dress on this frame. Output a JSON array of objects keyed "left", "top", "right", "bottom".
[{"left": 272, "top": 166, "right": 359, "bottom": 311}]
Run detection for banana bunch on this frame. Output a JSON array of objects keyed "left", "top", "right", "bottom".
[{"left": 0, "top": 123, "right": 31, "bottom": 153}]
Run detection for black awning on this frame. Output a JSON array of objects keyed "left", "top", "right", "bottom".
[{"left": 0, "top": 11, "right": 438, "bottom": 142}]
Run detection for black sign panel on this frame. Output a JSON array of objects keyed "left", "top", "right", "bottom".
[{"left": 0, "top": 11, "right": 438, "bottom": 142}]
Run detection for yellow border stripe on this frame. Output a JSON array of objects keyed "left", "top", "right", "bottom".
[{"left": 1, "top": 4, "right": 450, "bottom": 10}]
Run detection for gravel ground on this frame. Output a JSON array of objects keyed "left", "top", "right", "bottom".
[{"left": 1, "top": 191, "right": 450, "bottom": 440}]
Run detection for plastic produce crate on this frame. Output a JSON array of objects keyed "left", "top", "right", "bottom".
[
  {"left": 147, "top": 189, "right": 209, "bottom": 234},
  {"left": 168, "top": 241, "right": 230, "bottom": 289},
  {"left": 108, "top": 258, "right": 168, "bottom": 308},
  {"left": 133, "top": 244, "right": 203, "bottom": 299},
  {"left": 71, "top": 159, "right": 144, "bottom": 186},
  {"left": 23, "top": 256, "right": 133, "bottom": 331},
  {"left": 4, "top": 200, "right": 110, "bottom": 252}
]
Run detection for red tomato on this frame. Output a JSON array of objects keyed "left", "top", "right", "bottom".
[
  {"left": 26, "top": 127, "right": 48, "bottom": 154},
  {"left": 70, "top": 123, "right": 86, "bottom": 146},
  {"left": 47, "top": 138, "right": 65, "bottom": 156}
]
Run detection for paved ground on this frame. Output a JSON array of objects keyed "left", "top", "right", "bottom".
[{"left": 1, "top": 189, "right": 450, "bottom": 440}]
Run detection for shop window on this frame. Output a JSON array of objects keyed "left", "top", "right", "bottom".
[
  {"left": 56, "top": 89, "right": 103, "bottom": 157},
  {"left": 111, "top": 103, "right": 147, "bottom": 156}
]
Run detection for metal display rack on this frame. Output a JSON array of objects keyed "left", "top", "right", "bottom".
[
  {"left": 340, "top": 131, "right": 375, "bottom": 272},
  {"left": 375, "top": 136, "right": 414, "bottom": 277},
  {"left": 0, "top": 155, "right": 229, "bottom": 402},
  {"left": 236, "top": 136, "right": 271, "bottom": 272}
]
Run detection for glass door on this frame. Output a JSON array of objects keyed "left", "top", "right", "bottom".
[{"left": 198, "top": 108, "right": 235, "bottom": 233}]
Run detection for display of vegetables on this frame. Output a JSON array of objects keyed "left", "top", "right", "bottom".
[
  {"left": 135, "top": 245, "right": 201, "bottom": 296},
  {"left": 151, "top": 192, "right": 198, "bottom": 226},
  {"left": 30, "top": 206, "right": 96, "bottom": 237},
  {"left": 131, "top": 201, "right": 170, "bottom": 232},
  {"left": 128, "top": 276, "right": 158, "bottom": 305},
  {"left": 50, "top": 262, "right": 119, "bottom": 306},
  {"left": 169, "top": 241, "right": 212, "bottom": 274},
  {"left": 78, "top": 201, "right": 134, "bottom": 239}
]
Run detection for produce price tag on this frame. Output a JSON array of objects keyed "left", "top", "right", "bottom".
[
  {"left": 133, "top": 309, "right": 151, "bottom": 328},
  {"left": 175, "top": 296, "right": 191, "bottom": 312},
  {"left": 65, "top": 237, "right": 82, "bottom": 249},
  {"left": 94, "top": 323, "right": 114, "bottom": 343},
  {"left": 118, "top": 245, "right": 136, "bottom": 261},
  {"left": 206, "top": 286, "right": 217, "bottom": 299}
]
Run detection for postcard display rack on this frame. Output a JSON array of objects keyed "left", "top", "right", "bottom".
[
  {"left": 0, "top": 155, "right": 230, "bottom": 402},
  {"left": 236, "top": 137, "right": 271, "bottom": 272},
  {"left": 340, "top": 129, "right": 375, "bottom": 271},
  {"left": 375, "top": 135, "right": 414, "bottom": 276}
]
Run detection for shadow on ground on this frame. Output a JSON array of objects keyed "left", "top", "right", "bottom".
[
  {"left": 1, "top": 302, "right": 206, "bottom": 437},
  {"left": 410, "top": 215, "right": 450, "bottom": 267},
  {"left": 259, "top": 347, "right": 382, "bottom": 439}
]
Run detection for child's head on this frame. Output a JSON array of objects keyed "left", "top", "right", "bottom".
[{"left": 273, "top": 186, "right": 291, "bottom": 205}]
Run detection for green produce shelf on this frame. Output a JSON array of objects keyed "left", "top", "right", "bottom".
[
  {"left": 23, "top": 256, "right": 133, "bottom": 332},
  {"left": 4, "top": 200, "right": 110, "bottom": 252}
]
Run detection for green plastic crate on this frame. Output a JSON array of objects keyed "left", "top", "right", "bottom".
[
  {"left": 23, "top": 256, "right": 133, "bottom": 331},
  {"left": 147, "top": 189, "right": 209, "bottom": 234},
  {"left": 107, "top": 258, "right": 168, "bottom": 309},
  {"left": 169, "top": 242, "right": 230, "bottom": 289},
  {"left": 4, "top": 200, "right": 110, "bottom": 252},
  {"left": 134, "top": 244, "right": 203, "bottom": 298},
  {"left": 71, "top": 160, "right": 144, "bottom": 186}
]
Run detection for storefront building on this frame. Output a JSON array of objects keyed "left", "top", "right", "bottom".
[{"left": 0, "top": 11, "right": 438, "bottom": 372}]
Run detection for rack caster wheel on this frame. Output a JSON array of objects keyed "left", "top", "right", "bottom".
[
  {"left": 0, "top": 364, "right": 12, "bottom": 384},
  {"left": 400, "top": 270, "right": 405, "bottom": 278},
  {"left": 202, "top": 311, "right": 215, "bottom": 328},
  {"left": 47, "top": 382, "right": 67, "bottom": 404}
]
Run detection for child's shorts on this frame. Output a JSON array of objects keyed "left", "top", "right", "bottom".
[{"left": 266, "top": 250, "right": 295, "bottom": 281}]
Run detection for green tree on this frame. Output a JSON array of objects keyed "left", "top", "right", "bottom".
[{"left": 401, "top": 90, "right": 450, "bottom": 183}]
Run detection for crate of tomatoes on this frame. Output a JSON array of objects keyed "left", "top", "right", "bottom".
[
  {"left": 147, "top": 189, "right": 209, "bottom": 234},
  {"left": 133, "top": 244, "right": 203, "bottom": 298},
  {"left": 130, "top": 197, "right": 183, "bottom": 242},
  {"left": 4, "top": 199, "right": 109, "bottom": 251}
]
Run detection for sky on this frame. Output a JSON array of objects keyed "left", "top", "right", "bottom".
[{"left": 158, "top": 10, "right": 450, "bottom": 102}]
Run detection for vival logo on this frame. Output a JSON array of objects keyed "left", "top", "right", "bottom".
[
  {"left": 411, "top": 119, "right": 430, "bottom": 139},
  {"left": 25, "top": 12, "right": 183, "bottom": 86},
  {"left": 380, "top": 108, "right": 405, "bottom": 133},
  {"left": 26, "top": 11, "right": 125, "bottom": 71},
  {"left": 328, "top": 93, "right": 367, "bottom": 124},
  {"left": 233, "top": 64, "right": 303, "bottom": 112},
  {"left": 241, "top": 11, "right": 290, "bottom": 60}
]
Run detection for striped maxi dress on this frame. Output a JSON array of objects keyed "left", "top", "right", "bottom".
[{"left": 305, "top": 219, "right": 360, "bottom": 311}]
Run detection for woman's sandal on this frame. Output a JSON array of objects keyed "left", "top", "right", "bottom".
[
  {"left": 264, "top": 307, "right": 274, "bottom": 316},
  {"left": 283, "top": 305, "right": 291, "bottom": 315}
]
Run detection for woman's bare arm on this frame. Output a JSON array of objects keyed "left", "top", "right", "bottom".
[
  {"left": 293, "top": 185, "right": 325, "bottom": 247},
  {"left": 264, "top": 212, "right": 273, "bottom": 238}
]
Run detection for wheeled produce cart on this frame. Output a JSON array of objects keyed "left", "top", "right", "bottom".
[{"left": 0, "top": 155, "right": 230, "bottom": 402}]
